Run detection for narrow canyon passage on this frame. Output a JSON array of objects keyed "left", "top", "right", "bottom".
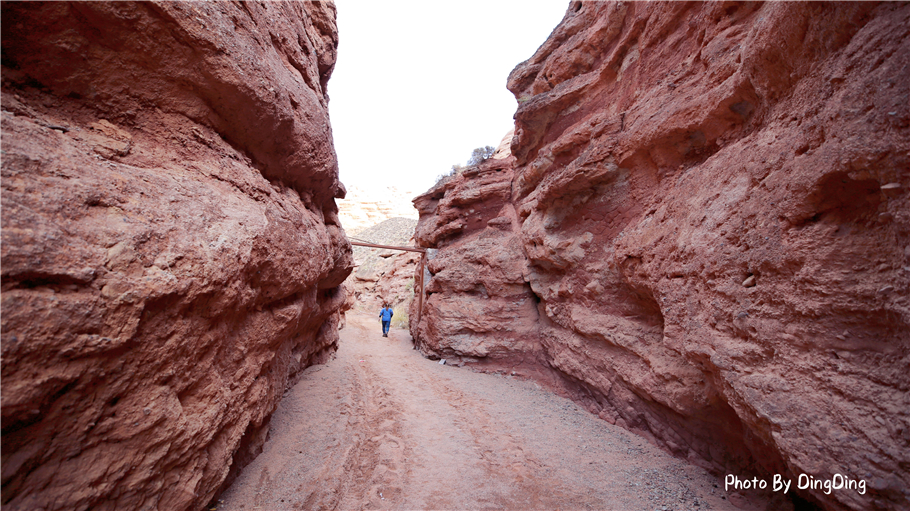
[{"left": 217, "top": 311, "right": 739, "bottom": 511}]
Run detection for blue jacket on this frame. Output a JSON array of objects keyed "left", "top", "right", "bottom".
[{"left": 379, "top": 307, "right": 394, "bottom": 321}]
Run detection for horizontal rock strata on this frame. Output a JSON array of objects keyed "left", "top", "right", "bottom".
[
  {"left": 345, "top": 217, "right": 419, "bottom": 313},
  {"left": 1, "top": 2, "right": 350, "bottom": 511},
  {"left": 411, "top": 2, "right": 910, "bottom": 510},
  {"left": 412, "top": 159, "right": 548, "bottom": 373},
  {"left": 338, "top": 186, "right": 419, "bottom": 235}
]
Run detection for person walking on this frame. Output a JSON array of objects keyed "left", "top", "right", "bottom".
[{"left": 379, "top": 303, "right": 393, "bottom": 337}]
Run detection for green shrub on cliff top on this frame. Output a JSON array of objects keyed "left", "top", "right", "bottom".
[
  {"left": 434, "top": 145, "right": 495, "bottom": 186},
  {"left": 467, "top": 145, "right": 495, "bottom": 166}
]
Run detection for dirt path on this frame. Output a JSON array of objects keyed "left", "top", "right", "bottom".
[{"left": 217, "top": 312, "right": 738, "bottom": 510}]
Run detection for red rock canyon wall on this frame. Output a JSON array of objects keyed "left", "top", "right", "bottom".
[
  {"left": 411, "top": 2, "right": 910, "bottom": 510},
  {"left": 1, "top": 2, "right": 350, "bottom": 510},
  {"left": 412, "top": 158, "right": 548, "bottom": 372}
]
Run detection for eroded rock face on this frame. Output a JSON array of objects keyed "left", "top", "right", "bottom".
[
  {"left": 1, "top": 2, "right": 350, "bottom": 510},
  {"left": 343, "top": 217, "right": 419, "bottom": 320},
  {"left": 411, "top": 2, "right": 910, "bottom": 510},
  {"left": 412, "top": 158, "right": 547, "bottom": 371}
]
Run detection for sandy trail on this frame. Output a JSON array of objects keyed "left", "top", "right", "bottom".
[{"left": 217, "top": 312, "right": 738, "bottom": 510}]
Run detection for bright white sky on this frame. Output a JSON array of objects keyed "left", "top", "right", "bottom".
[{"left": 329, "top": 1, "right": 568, "bottom": 196}]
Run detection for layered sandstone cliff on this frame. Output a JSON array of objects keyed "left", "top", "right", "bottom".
[
  {"left": 1, "top": 2, "right": 351, "bottom": 510},
  {"left": 412, "top": 158, "right": 547, "bottom": 370},
  {"left": 345, "top": 217, "right": 419, "bottom": 310},
  {"left": 411, "top": 2, "right": 910, "bottom": 510},
  {"left": 338, "top": 186, "right": 419, "bottom": 235}
]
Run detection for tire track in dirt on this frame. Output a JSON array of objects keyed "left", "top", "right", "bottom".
[
  {"left": 396, "top": 355, "right": 596, "bottom": 509},
  {"left": 311, "top": 358, "right": 411, "bottom": 509},
  {"left": 217, "top": 310, "right": 739, "bottom": 511}
]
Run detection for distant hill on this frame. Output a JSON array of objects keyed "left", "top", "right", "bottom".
[
  {"left": 344, "top": 217, "right": 420, "bottom": 323},
  {"left": 347, "top": 217, "right": 418, "bottom": 277},
  {"left": 338, "top": 186, "right": 418, "bottom": 235}
]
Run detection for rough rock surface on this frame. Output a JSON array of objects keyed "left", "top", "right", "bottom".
[
  {"left": 411, "top": 2, "right": 910, "bottom": 510},
  {"left": 1, "top": 2, "right": 351, "bottom": 511},
  {"left": 377, "top": 250, "right": 421, "bottom": 320},
  {"left": 412, "top": 158, "right": 547, "bottom": 372},
  {"left": 344, "top": 217, "right": 419, "bottom": 318}
]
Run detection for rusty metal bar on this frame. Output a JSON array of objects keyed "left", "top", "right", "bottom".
[
  {"left": 348, "top": 239, "right": 428, "bottom": 327},
  {"left": 416, "top": 252, "right": 426, "bottom": 325},
  {"left": 349, "top": 241, "right": 426, "bottom": 253}
]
